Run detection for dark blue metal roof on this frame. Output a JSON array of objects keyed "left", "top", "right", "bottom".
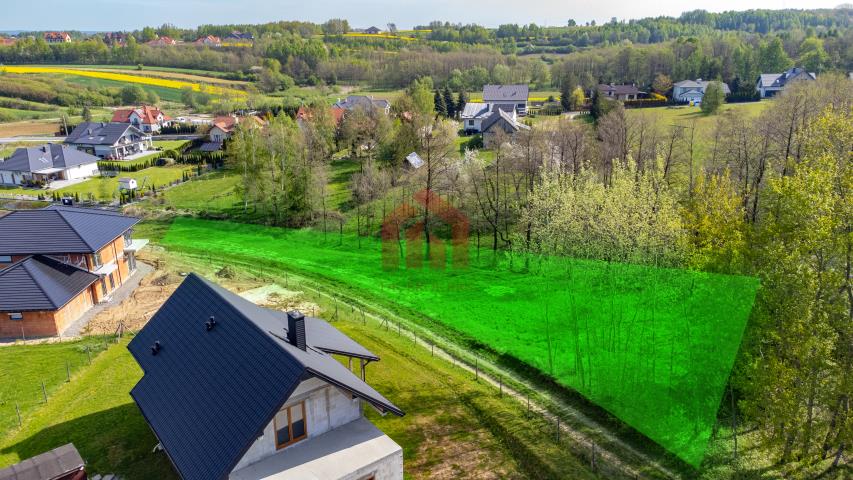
[
  {"left": 0, "top": 255, "right": 98, "bottom": 312},
  {"left": 0, "top": 206, "right": 138, "bottom": 255},
  {"left": 128, "top": 274, "right": 402, "bottom": 480}
]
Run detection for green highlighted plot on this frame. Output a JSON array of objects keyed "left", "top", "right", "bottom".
[{"left": 162, "top": 218, "right": 758, "bottom": 467}]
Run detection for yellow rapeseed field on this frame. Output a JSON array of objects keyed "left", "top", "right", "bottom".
[
  {"left": 342, "top": 33, "right": 416, "bottom": 41},
  {"left": 0, "top": 66, "right": 246, "bottom": 96}
]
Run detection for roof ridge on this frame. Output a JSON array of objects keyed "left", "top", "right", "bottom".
[
  {"left": 52, "top": 209, "right": 99, "bottom": 252},
  {"left": 21, "top": 257, "right": 59, "bottom": 309}
]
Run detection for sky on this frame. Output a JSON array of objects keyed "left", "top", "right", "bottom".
[{"left": 0, "top": 0, "right": 843, "bottom": 31}]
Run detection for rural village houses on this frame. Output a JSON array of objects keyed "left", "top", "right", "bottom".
[
  {"left": 0, "top": 144, "right": 100, "bottom": 187},
  {"left": 333, "top": 95, "right": 391, "bottom": 115},
  {"left": 129, "top": 274, "right": 404, "bottom": 480},
  {"left": 672, "top": 79, "right": 731, "bottom": 104},
  {"left": 64, "top": 122, "right": 153, "bottom": 159},
  {"left": 209, "top": 115, "right": 268, "bottom": 143},
  {"left": 43, "top": 31, "right": 71, "bottom": 43},
  {"left": 111, "top": 105, "right": 173, "bottom": 134},
  {"left": 0, "top": 206, "right": 147, "bottom": 338},
  {"left": 461, "top": 84, "right": 529, "bottom": 140},
  {"left": 755, "top": 66, "right": 817, "bottom": 98}
]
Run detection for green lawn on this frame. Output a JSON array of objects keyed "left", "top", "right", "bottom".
[
  {"left": 0, "top": 339, "right": 109, "bottom": 436},
  {"left": 152, "top": 140, "right": 191, "bottom": 152},
  {"left": 57, "top": 75, "right": 184, "bottom": 103},
  {"left": 56, "top": 166, "right": 193, "bottom": 201},
  {"left": 160, "top": 170, "right": 241, "bottom": 213},
  {"left": 159, "top": 217, "right": 759, "bottom": 468}
]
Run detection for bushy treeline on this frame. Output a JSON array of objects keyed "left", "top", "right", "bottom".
[{"left": 0, "top": 74, "right": 117, "bottom": 106}]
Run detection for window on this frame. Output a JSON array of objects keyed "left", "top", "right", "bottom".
[
  {"left": 100, "top": 278, "right": 107, "bottom": 296},
  {"left": 467, "top": 120, "right": 474, "bottom": 126},
  {"left": 0, "top": 256, "right": 11, "bottom": 264},
  {"left": 8, "top": 313, "right": 23, "bottom": 320},
  {"left": 108, "top": 273, "right": 115, "bottom": 290},
  {"left": 91, "top": 252, "right": 103, "bottom": 268},
  {"left": 123, "top": 229, "right": 133, "bottom": 246},
  {"left": 274, "top": 401, "right": 307, "bottom": 449}
]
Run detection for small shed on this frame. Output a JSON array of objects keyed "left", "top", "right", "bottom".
[
  {"left": 0, "top": 443, "right": 86, "bottom": 480},
  {"left": 365, "top": 26, "right": 382, "bottom": 34},
  {"left": 118, "top": 177, "right": 138, "bottom": 191},
  {"left": 404, "top": 152, "right": 424, "bottom": 170}
]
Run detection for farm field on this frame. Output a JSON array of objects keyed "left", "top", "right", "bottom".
[
  {"left": 159, "top": 217, "right": 759, "bottom": 468},
  {"left": 0, "top": 339, "right": 109, "bottom": 436},
  {"left": 56, "top": 66, "right": 248, "bottom": 86},
  {"left": 0, "top": 67, "right": 246, "bottom": 98}
]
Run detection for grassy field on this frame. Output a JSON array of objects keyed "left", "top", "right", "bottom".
[
  {"left": 158, "top": 217, "right": 758, "bottom": 467},
  {"left": 160, "top": 170, "right": 242, "bottom": 213},
  {"left": 0, "top": 339, "right": 110, "bottom": 436}
]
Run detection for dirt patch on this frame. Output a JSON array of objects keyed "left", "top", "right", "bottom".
[
  {"left": 0, "top": 120, "right": 60, "bottom": 137},
  {"left": 407, "top": 402, "right": 521, "bottom": 479}
]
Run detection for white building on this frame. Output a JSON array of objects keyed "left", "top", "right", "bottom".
[
  {"left": 112, "top": 105, "right": 173, "bottom": 134},
  {"left": 129, "top": 274, "right": 405, "bottom": 480},
  {"left": 0, "top": 144, "right": 99, "bottom": 187},
  {"left": 461, "top": 102, "right": 518, "bottom": 134},
  {"left": 64, "top": 122, "right": 152, "bottom": 160},
  {"left": 672, "top": 79, "right": 731, "bottom": 104}
]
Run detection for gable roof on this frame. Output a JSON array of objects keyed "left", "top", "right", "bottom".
[
  {"left": 757, "top": 67, "right": 816, "bottom": 88},
  {"left": 65, "top": 122, "right": 147, "bottom": 146},
  {"left": 0, "top": 255, "right": 99, "bottom": 312},
  {"left": 673, "top": 79, "right": 731, "bottom": 95},
  {"left": 128, "top": 274, "right": 403, "bottom": 480},
  {"left": 0, "top": 443, "right": 85, "bottom": 480},
  {"left": 112, "top": 106, "right": 171, "bottom": 125},
  {"left": 212, "top": 115, "right": 266, "bottom": 134},
  {"left": 482, "top": 84, "right": 529, "bottom": 103},
  {"left": 598, "top": 84, "right": 643, "bottom": 96},
  {"left": 0, "top": 144, "right": 99, "bottom": 174},
  {"left": 0, "top": 206, "right": 139, "bottom": 255},
  {"left": 460, "top": 102, "right": 490, "bottom": 119},
  {"left": 481, "top": 109, "right": 528, "bottom": 134},
  {"left": 333, "top": 95, "right": 390, "bottom": 111}
]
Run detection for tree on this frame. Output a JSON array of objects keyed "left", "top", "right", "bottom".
[
  {"left": 434, "top": 90, "right": 447, "bottom": 117},
  {"left": 417, "top": 120, "right": 458, "bottom": 255},
  {"left": 387, "top": 23, "right": 398, "bottom": 34},
  {"left": 758, "top": 37, "right": 793, "bottom": 73},
  {"left": 456, "top": 90, "right": 468, "bottom": 115},
  {"left": 701, "top": 81, "right": 726, "bottom": 114},
  {"left": 570, "top": 86, "right": 585, "bottom": 111},
  {"left": 81, "top": 106, "right": 92, "bottom": 122},
  {"left": 589, "top": 88, "right": 613, "bottom": 122},
  {"left": 559, "top": 81, "right": 572, "bottom": 112},
  {"left": 798, "top": 37, "right": 829, "bottom": 73},
  {"left": 119, "top": 85, "right": 147, "bottom": 105},
  {"left": 442, "top": 86, "right": 456, "bottom": 118},
  {"left": 407, "top": 77, "right": 434, "bottom": 116},
  {"left": 321, "top": 19, "right": 349, "bottom": 35},
  {"left": 652, "top": 73, "right": 672, "bottom": 96},
  {"left": 146, "top": 90, "right": 160, "bottom": 105}
]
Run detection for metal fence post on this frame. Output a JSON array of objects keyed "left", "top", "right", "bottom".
[
  {"left": 66, "top": 361, "right": 71, "bottom": 382},
  {"left": 499, "top": 375, "right": 503, "bottom": 397},
  {"left": 15, "top": 402, "right": 21, "bottom": 426},
  {"left": 86, "top": 345, "right": 92, "bottom": 365},
  {"left": 475, "top": 358, "right": 479, "bottom": 381},
  {"left": 41, "top": 381, "right": 47, "bottom": 403},
  {"left": 556, "top": 417, "right": 560, "bottom": 443}
]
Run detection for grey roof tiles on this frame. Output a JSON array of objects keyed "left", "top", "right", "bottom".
[
  {"left": 0, "top": 144, "right": 99, "bottom": 173},
  {"left": 0, "top": 206, "right": 139, "bottom": 255},
  {"left": 0, "top": 255, "right": 98, "bottom": 312}
]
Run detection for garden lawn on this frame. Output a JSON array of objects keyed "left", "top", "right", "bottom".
[
  {"left": 55, "top": 166, "right": 193, "bottom": 201},
  {"left": 160, "top": 218, "right": 759, "bottom": 468},
  {"left": 0, "top": 340, "right": 176, "bottom": 479},
  {"left": 160, "top": 170, "right": 241, "bottom": 213},
  {"left": 0, "top": 339, "right": 109, "bottom": 437}
]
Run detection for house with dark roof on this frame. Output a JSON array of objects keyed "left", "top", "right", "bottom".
[
  {"left": 0, "top": 144, "right": 100, "bottom": 187},
  {"left": 481, "top": 109, "right": 529, "bottom": 148},
  {"left": 672, "top": 79, "right": 731, "bottom": 104},
  {"left": 333, "top": 96, "right": 391, "bottom": 115},
  {"left": 756, "top": 67, "right": 816, "bottom": 98},
  {"left": 224, "top": 31, "right": 255, "bottom": 43},
  {"left": 112, "top": 105, "right": 173, "bottom": 133},
  {"left": 364, "top": 26, "right": 383, "bottom": 35},
  {"left": 482, "top": 84, "right": 529, "bottom": 116},
  {"left": 460, "top": 102, "right": 517, "bottom": 134},
  {"left": 64, "top": 122, "right": 152, "bottom": 159},
  {"left": 0, "top": 206, "right": 146, "bottom": 337},
  {"left": 129, "top": 274, "right": 404, "bottom": 480},
  {"left": 597, "top": 83, "right": 645, "bottom": 101},
  {"left": 0, "top": 443, "right": 86, "bottom": 480},
  {"left": 0, "top": 255, "right": 99, "bottom": 337}
]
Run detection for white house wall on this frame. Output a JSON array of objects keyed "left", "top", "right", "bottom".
[
  {"left": 233, "top": 377, "right": 362, "bottom": 472},
  {"left": 65, "top": 162, "right": 100, "bottom": 180},
  {"left": 0, "top": 170, "right": 22, "bottom": 185}
]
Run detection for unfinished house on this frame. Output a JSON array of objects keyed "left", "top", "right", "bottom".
[{"left": 128, "top": 274, "right": 405, "bottom": 480}]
